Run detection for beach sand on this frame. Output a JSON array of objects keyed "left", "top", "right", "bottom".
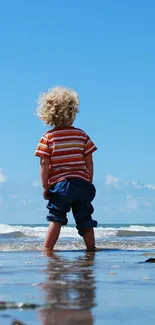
[{"left": 0, "top": 249, "right": 155, "bottom": 325}]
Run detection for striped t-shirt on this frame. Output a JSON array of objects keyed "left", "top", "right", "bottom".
[{"left": 35, "top": 126, "right": 97, "bottom": 186}]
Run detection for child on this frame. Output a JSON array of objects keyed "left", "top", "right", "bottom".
[{"left": 35, "top": 87, "right": 97, "bottom": 251}]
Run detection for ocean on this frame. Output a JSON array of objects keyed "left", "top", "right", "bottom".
[
  {"left": 0, "top": 223, "right": 155, "bottom": 325},
  {"left": 0, "top": 223, "right": 155, "bottom": 252}
]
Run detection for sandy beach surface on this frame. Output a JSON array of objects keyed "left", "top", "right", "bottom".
[{"left": 0, "top": 248, "right": 155, "bottom": 325}]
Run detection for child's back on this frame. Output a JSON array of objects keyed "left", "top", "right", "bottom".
[
  {"left": 36, "top": 126, "right": 96, "bottom": 186},
  {"left": 35, "top": 87, "right": 97, "bottom": 251}
]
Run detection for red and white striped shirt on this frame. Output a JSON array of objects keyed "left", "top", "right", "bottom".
[{"left": 35, "top": 126, "right": 97, "bottom": 186}]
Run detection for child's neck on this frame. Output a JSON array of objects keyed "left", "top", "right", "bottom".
[{"left": 54, "top": 125, "right": 74, "bottom": 130}]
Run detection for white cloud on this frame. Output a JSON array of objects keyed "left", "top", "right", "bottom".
[
  {"left": 11, "top": 194, "right": 18, "bottom": 199},
  {"left": 144, "top": 201, "right": 152, "bottom": 207},
  {"left": 105, "top": 174, "right": 155, "bottom": 191},
  {"left": 126, "top": 197, "right": 139, "bottom": 210},
  {"left": 0, "top": 169, "right": 7, "bottom": 183},
  {"left": 32, "top": 180, "right": 41, "bottom": 187},
  {"left": 105, "top": 174, "right": 120, "bottom": 185},
  {"left": 126, "top": 181, "right": 142, "bottom": 189},
  {"left": 16, "top": 199, "right": 31, "bottom": 206},
  {"left": 144, "top": 184, "right": 155, "bottom": 190}
]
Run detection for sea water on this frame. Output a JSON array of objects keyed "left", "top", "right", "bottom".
[{"left": 0, "top": 223, "right": 155, "bottom": 251}]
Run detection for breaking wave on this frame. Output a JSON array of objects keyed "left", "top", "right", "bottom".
[
  {"left": 0, "top": 224, "right": 155, "bottom": 239},
  {"left": 0, "top": 224, "right": 155, "bottom": 251}
]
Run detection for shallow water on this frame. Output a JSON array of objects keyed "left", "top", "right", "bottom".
[
  {"left": 0, "top": 249, "right": 155, "bottom": 325},
  {"left": 1, "top": 223, "right": 155, "bottom": 251}
]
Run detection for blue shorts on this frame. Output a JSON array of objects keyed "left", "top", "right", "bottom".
[{"left": 46, "top": 178, "right": 97, "bottom": 236}]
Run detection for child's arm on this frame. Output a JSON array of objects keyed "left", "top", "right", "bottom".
[
  {"left": 84, "top": 154, "right": 94, "bottom": 183},
  {"left": 40, "top": 157, "right": 50, "bottom": 199}
]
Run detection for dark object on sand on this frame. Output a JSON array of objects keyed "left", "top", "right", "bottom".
[
  {"left": 144, "top": 257, "right": 155, "bottom": 263},
  {"left": 0, "top": 301, "right": 40, "bottom": 310},
  {"left": 12, "top": 321, "right": 26, "bottom": 325}
]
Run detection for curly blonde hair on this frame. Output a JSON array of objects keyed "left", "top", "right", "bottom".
[{"left": 37, "top": 86, "right": 79, "bottom": 127}]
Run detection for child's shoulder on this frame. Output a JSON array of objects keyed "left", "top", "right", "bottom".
[
  {"left": 42, "top": 128, "right": 56, "bottom": 139},
  {"left": 72, "top": 126, "right": 87, "bottom": 136},
  {"left": 42, "top": 127, "right": 88, "bottom": 140}
]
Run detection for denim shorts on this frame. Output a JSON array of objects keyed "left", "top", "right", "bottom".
[{"left": 46, "top": 178, "right": 97, "bottom": 236}]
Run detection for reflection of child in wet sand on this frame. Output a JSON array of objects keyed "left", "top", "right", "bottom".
[
  {"left": 35, "top": 87, "right": 97, "bottom": 251},
  {"left": 40, "top": 308, "right": 93, "bottom": 325},
  {"left": 39, "top": 252, "right": 95, "bottom": 325}
]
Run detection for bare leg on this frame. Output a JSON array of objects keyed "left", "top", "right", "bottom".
[
  {"left": 83, "top": 228, "right": 95, "bottom": 252},
  {"left": 44, "top": 222, "right": 61, "bottom": 250}
]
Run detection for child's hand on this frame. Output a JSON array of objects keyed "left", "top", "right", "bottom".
[{"left": 42, "top": 189, "right": 50, "bottom": 200}]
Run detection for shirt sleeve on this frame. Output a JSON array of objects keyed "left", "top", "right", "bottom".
[
  {"left": 35, "top": 134, "right": 50, "bottom": 159},
  {"left": 84, "top": 134, "right": 97, "bottom": 156}
]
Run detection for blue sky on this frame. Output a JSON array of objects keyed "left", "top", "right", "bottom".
[{"left": 0, "top": 0, "right": 155, "bottom": 224}]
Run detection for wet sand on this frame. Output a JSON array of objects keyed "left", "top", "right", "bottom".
[{"left": 0, "top": 249, "right": 155, "bottom": 325}]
